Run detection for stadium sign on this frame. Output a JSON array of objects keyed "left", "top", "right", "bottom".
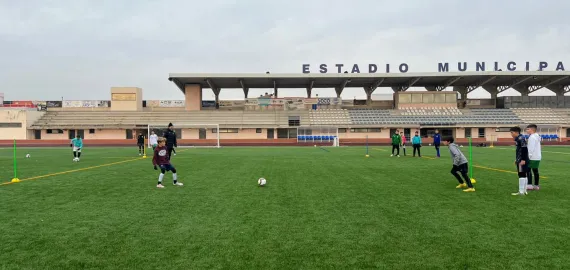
[{"left": 302, "top": 61, "right": 566, "bottom": 74}]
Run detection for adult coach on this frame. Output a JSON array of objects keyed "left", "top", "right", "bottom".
[
  {"left": 163, "top": 122, "right": 177, "bottom": 159},
  {"left": 433, "top": 129, "right": 441, "bottom": 158}
]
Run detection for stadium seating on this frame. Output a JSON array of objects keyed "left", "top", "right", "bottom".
[
  {"left": 348, "top": 108, "right": 523, "bottom": 125},
  {"left": 30, "top": 111, "right": 310, "bottom": 129},
  {"left": 511, "top": 108, "right": 568, "bottom": 124},
  {"left": 400, "top": 107, "right": 462, "bottom": 116},
  {"left": 308, "top": 109, "right": 351, "bottom": 125}
]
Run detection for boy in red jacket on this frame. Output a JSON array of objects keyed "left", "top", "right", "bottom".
[{"left": 152, "top": 137, "right": 184, "bottom": 188}]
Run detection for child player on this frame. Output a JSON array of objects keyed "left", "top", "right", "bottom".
[
  {"left": 152, "top": 137, "right": 183, "bottom": 188},
  {"left": 390, "top": 130, "right": 401, "bottom": 157},
  {"left": 137, "top": 133, "right": 145, "bottom": 156},
  {"left": 444, "top": 137, "right": 475, "bottom": 192},
  {"left": 400, "top": 131, "right": 407, "bottom": 156},
  {"left": 510, "top": 126, "right": 529, "bottom": 196},
  {"left": 526, "top": 124, "right": 542, "bottom": 191},
  {"left": 412, "top": 131, "right": 422, "bottom": 157},
  {"left": 433, "top": 129, "right": 441, "bottom": 158},
  {"left": 149, "top": 131, "right": 158, "bottom": 151},
  {"left": 70, "top": 135, "right": 83, "bottom": 162}
]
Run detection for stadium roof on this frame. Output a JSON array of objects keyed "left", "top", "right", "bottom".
[{"left": 169, "top": 71, "right": 570, "bottom": 94}]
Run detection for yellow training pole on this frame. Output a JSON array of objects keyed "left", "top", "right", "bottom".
[{"left": 142, "top": 137, "right": 147, "bottom": 158}]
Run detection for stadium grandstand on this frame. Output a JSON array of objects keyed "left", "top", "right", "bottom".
[{"left": 1, "top": 71, "right": 570, "bottom": 147}]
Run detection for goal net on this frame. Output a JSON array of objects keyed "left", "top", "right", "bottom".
[
  {"left": 147, "top": 124, "right": 220, "bottom": 148},
  {"left": 297, "top": 126, "right": 340, "bottom": 147}
]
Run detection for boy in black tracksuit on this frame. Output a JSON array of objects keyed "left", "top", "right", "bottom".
[
  {"left": 137, "top": 133, "right": 145, "bottom": 155},
  {"left": 163, "top": 122, "right": 177, "bottom": 160}
]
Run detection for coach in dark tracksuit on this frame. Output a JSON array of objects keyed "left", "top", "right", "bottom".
[{"left": 163, "top": 122, "right": 177, "bottom": 160}]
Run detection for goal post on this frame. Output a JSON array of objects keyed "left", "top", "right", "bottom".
[
  {"left": 147, "top": 124, "right": 221, "bottom": 148},
  {"left": 296, "top": 126, "right": 340, "bottom": 147}
]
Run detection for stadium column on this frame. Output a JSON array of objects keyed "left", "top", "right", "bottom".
[
  {"left": 306, "top": 80, "right": 314, "bottom": 98},
  {"left": 335, "top": 80, "right": 349, "bottom": 98},
  {"left": 363, "top": 87, "right": 375, "bottom": 105},
  {"left": 514, "top": 85, "right": 530, "bottom": 97},
  {"left": 184, "top": 84, "right": 202, "bottom": 111},
  {"left": 547, "top": 85, "right": 567, "bottom": 96},
  {"left": 483, "top": 86, "right": 499, "bottom": 100},
  {"left": 213, "top": 88, "right": 221, "bottom": 109},
  {"left": 273, "top": 80, "right": 278, "bottom": 98},
  {"left": 452, "top": 86, "right": 468, "bottom": 102},
  {"left": 239, "top": 79, "right": 249, "bottom": 98}
]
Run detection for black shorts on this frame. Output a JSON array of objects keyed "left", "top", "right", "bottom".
[
  {"left": 452, "top": 163, "right": 468, "bottom": 174},
  {"left": 137, "top": 143, "right": 144, "bottom": 146},
  {"left": 516, "top": 161, "right": 530, "bottom": 173},
  {"left": 159, "top": 164, "right": 175, "bottom": 171}
]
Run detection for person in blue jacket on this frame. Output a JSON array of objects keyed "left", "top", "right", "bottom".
[
  {"left": 412, "top": 131, "right": 422, "bottom": 157},
  {"left": 433, "top": 129, "right": 441, "bottom": 158},
  {"left": 70, "top": 135, "right": 83, "bottom": 162}
]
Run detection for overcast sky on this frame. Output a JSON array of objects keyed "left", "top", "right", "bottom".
[{"left": 1, "top": 0, "right": 569, "bottom": 101}]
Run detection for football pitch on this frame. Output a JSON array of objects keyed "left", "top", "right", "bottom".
[{"left": 1, "top": 146, "right": 569, "bottom": 269}]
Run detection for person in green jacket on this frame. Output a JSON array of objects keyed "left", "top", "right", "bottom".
[
  {"left": 412, "top": 131, "right": 422, "bottom": 157},
  {"left": 391, "top": 130, "right": 401, "bottom": 157}
]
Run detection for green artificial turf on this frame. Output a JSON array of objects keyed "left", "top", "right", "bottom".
[{"left": 0, "top": 146, "right": 569, "bottom": 269}]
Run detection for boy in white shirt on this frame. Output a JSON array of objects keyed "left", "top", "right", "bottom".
[
  {"left": 526, "top": 124, "right": 542, "bottom": 190},
  {"left": 149, "top": 131, "right": 159, "bottom": 150}
]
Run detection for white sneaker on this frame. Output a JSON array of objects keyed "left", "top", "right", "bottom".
[
  {"left": 511, "top": 192, "right": 527, "bottom": 196},
  {"left": 139, "top": 153, "right": 141, "bottom": 156},
  {"left": 174, "top": 182, "right": 184, "bottom": 186},
  {"left": 77, "top": 158, "right": 80, "bottom": 162},
  {"left": 174, "top": 153, "right": 177, "bottom": 156},
  {"left": 397, "top": 155, "right": 400, "bottom": 157},
  {"left": 390, "top": 154, "right": 394, "bottom": 157},
  {"left": 157, "top": 184, "right": 165, "bottom": 188}
]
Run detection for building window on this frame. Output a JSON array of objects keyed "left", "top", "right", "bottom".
[
  {"left": 338, "top": 128, "right": 347, "bottom": 133},
  {"left": 89, "top": 129, "right": 95, "bottom": 134},
  {"left": 0, "top": 122, "right": 23, "bottom": 128},
  {"left": 288, "top": 116, "right": 300, "bottom": 127},
  {"left": 256, "top": 128, "right": 262, "bottom": 133},
  {"left": 478, "top": 128, "right": 485, "bottom": 138},
  {"left": 465, "top": 128, "right": 472, "bottom": 138},
  {"left": 46, "top": 129, "right": 64, "bottom": 134},
  {"left": 350, "top": 128, "right": 381, "bottom": 133},
  {"left": 212, "top": 128, "right": 239, "bottom": 133},
  {"left": 277, "top": 128, "right": 298, "bottom": 138}
]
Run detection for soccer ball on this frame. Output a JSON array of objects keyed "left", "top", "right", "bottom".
[
  {"left": 25, "top": 154, "right": 30, "bottom": 158},
  {"left": 258, "top": 178, "right": 267, "bottom": 186}
]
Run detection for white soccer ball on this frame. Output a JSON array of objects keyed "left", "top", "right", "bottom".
[
  {"left": 429, "top": 143, "right": 432, "bottom": 146},
  {"left": 258, "top": 178, "right": 267, "bottom": 186},
  {"left": 25, "top": 154, "right": 30, "bottom": 158}
]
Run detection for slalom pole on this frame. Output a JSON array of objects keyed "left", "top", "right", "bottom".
[
  {"left": 11, "top": 139, "right": 20, "bottom": 183},
  {"left": 365, "top": 135, "right": 369, "bottom": 157},
  {"left": 142, "top": 137, "right": 147, "bottom": 158},
  {"left": 468, "top": 137, "right": 476, "bottom": 182}
]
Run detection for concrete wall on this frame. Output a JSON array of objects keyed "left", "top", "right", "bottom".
[
  {"left": 110, "top": 87, "right": 143, "bottom": 111},
  {"left": 185, "top": 85, "right": 202, "bottom": 111},
  {"left": 0, "top": 110, "right": 45, "bottom": 139}
]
